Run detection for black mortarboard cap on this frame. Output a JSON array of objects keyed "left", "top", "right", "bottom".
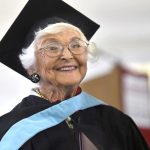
[{"left": 0, "top": 0, "right": 100, "bottom": 78}]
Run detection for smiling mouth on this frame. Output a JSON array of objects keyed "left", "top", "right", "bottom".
[{"left": 56, "top": 66, "right": 78, "bottom": 72}]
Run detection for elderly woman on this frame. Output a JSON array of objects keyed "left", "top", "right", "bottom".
[
  {"left": 0, "top": 21, "right": 149, "bottom": 150},
  {"left": 21, "top": 22, "right": 91, "bottom": 102}
]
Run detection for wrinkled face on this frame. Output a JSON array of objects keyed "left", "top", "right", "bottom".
[{"left": 34, "top": 28, "right": 88, "bottom": 88}]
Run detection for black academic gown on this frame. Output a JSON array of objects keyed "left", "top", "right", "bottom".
[{"left": 0, "top": 95, "right": 149, "bottom": 150}]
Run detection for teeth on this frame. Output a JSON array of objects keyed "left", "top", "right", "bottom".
[{"left": 59, "top": 66, "right": 76, "bottom": 71}]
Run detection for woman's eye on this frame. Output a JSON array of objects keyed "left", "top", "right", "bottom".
[
  {"left": 71, "top": 43, "right": 81, "bottom": 49},
  {"left": 48, "top": 46, "right": 58, "bottom": 51}
]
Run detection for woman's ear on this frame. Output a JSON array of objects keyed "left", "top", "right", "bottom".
[
  {"left": 27, "top": 65, "right": 40, "bottom": 83},
  {"left": 27, "top": 65, "right": 36, "bottom": 76}
]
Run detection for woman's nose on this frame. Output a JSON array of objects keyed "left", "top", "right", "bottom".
[{"left": 60, "top": 47, "right": 73, "bottom": 59}]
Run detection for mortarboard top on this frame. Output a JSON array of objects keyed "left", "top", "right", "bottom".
[{"left": 0, "top": 0, "right": 100, "bottom": 78}]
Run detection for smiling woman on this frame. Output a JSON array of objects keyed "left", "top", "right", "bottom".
[{"left": 0, "top": 0, "right": 149, "bottom": 150}]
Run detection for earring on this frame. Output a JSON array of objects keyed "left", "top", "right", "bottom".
[{"left": 30, "top": 73, "right": 40, "bottom": 83}]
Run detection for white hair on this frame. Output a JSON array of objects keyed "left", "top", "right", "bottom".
[{"left": 19, "top": 22, "right": 99, "bottom": 70}]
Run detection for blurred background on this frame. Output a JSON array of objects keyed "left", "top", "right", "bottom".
[{"left": 0, "top": 0, "right": 150, "bottom": 145}]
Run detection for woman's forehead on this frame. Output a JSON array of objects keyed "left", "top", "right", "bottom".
[{"left": 37, "top": 28, "right": 81, "bottom": 44}]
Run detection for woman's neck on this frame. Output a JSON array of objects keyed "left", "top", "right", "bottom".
[{"left": 38, "top": 84, "right": 78, "bottom": 103}]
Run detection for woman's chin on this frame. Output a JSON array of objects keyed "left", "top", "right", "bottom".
[{"left": 54, "top": 72, "right": 84, "bottom": 87}]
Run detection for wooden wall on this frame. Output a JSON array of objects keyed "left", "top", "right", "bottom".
[{"left": 81, "top": 65, "right": 122, "bottom": 110}]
